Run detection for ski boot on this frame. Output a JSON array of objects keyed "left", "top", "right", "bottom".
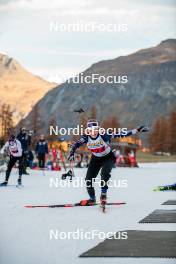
[
  {"left": 0, "top": 181, "right": 8, "bottom": 186},
  {"left": 80, "top": 198, "right": 96, "bottom": 206},
  {"left": 17, "top": 178, "right": 22, "bottom": 186},
  {"left": 100, "top": 193, "right": 107, "bottom": 212}
]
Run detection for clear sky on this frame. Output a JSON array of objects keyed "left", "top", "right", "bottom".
[{"left": 0, "top": 0, "right": 175, "bottom": 82}]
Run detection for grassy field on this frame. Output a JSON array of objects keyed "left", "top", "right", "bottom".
[{"left": 137, "top": 150, "right": 176, "bottom": 163}]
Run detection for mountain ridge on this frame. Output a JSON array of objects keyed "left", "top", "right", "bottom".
[{"left": 18, "top": 39, "right": 176, "bottom": 133}]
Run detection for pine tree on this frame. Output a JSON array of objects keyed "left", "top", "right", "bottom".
[
  {"left": 148, "top": 111, "right": 176, "bottom": 154},
  {"left": 149, "top": 117, "right": 166, "bottom": 152}
]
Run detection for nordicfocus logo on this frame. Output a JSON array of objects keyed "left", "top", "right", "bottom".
[
  {"left": 50, "top": 20, "right": 128, "bottom": 33},
  {"left": 49, "top": 177, "right": 128, "bottom": 189},
  {"left": 66, "top": 73, "right": 128, "bottom": 84},
  {"left": 49, "top": 229, "right": 128, "bottom": 240},
  {"left": 50, "top": 126, "right": 128, "bottom": 136},
  {"left": 46, "top": 72, "right": 128, "bottom": 84}
]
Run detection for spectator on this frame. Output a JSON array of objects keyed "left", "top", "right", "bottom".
[
  {"left": 27, "top": 149, "right": 34, "bottom": 169},
  {"left": 17, "top": 127, "right": 32, "bottom": 175},
  {"left": 35, "top": 135, "right": 48, "bottom": 169}
]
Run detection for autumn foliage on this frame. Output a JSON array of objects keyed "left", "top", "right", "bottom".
[
  {"left": 148, "top": 111, "right": 176, "bottom": 154},
  {"left": 0, "top": 104, "right": 14, "bottom": 144}
]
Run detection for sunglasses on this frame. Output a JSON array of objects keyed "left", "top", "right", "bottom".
[{"left": 87, "top": 122, "right": 99, "bottom": 128}]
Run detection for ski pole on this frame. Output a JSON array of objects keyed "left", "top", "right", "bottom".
[{"left": 70, "top": 160, "right": 75, "bottom": 177}]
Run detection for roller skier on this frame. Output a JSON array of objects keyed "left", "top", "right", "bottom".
[{"left": 67, "top": 119, "right": 149, "bottom": 210}]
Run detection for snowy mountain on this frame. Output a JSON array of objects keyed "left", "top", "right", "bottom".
[
  {"left": 0, "top": 54, "right": 56, "bottom": 124},
  {"left": 20, "top": 39, "right": 176, "bottom": 131}
]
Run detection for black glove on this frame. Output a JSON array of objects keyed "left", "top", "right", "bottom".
[{"left": 137, "top": 125, "right": 149, "bottom": 133}]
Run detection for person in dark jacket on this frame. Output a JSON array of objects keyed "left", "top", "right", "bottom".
[
  {"left": 27, "top": 149, "right": 34, "bottom": 169},
  {"left": 17, "top": 127, "right": 32, "bottom": 175},
  {"left": 35, "top": 135, "right": 48, "bottom": 169}
]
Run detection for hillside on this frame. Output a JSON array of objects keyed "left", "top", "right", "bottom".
[{"left": 0, "top": 54, "right": 56, "bottom": 124}]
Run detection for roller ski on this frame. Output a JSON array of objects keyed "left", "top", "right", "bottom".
[
  {"left": 153, "top": 183, "right": 176, "bottom": 192},
  {"left": 25, "top": 201, "right": 126, "bottom": 208}
]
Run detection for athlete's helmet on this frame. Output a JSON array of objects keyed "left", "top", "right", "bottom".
[{"left": 86, "top": 119, "right": 99, "bottom": 130}]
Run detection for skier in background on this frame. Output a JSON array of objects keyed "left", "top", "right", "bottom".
[
  {"left": 35, "top": 135, "right": 48, "bottom": 169},
  {"left": 0, "top": 135, "right": 23, "bottom": 186},
  {"left": 68, "top": 119, "right": 148, "bottom": 206},
  {"left": 17, "top": 127, "right": 32, "bottom": 175}
]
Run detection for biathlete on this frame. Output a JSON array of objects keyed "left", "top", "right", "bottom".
[{"left": 67, "top": 119, "right": 148, "bottom": 206}]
